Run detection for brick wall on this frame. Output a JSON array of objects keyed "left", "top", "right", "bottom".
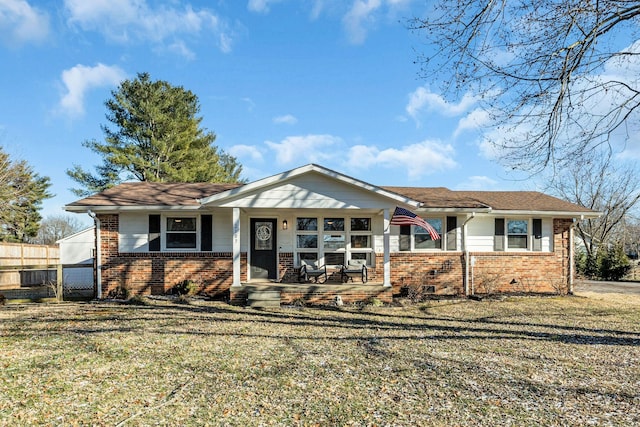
[
  {"left": 98, "top": 214, "right": 246, "bottom": 298},
  {"left": 387, "top": 218, "right": 573, "bottom": 296},
  {"left": 388, "top": 252, "right": 464, "bottom": 296}
]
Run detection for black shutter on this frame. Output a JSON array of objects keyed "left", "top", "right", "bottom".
[
  {"left": 532, "top": 218, "right": 542, "bottom": 251},
  {"left": 201, "top": 215, "right": 213, "bottom": 251},
  {"left": 494, "top": 218, "right": 505, "bottom": 251},
  {"left": 149, "top": 215, "right": 161, "bottom": 252},
  {"left": 446, "top": 216, "right": 457, "bottom": 251},
  {"left": 399, "top": 225, "right": 411, "bottom": 251}
]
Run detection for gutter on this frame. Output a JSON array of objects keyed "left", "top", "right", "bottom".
[
  {"left": 462, "top": 212, "right": 477, "bottom": 296},
  {"left": 87, "top": 210, "right": 102, "bottom": 299}
]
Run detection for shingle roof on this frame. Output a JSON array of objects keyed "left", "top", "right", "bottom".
[
  {"left": 66, "top": 182, "right": 242, "bottom": 207},
  {"left": 67, "top": 181, "right": 594, "bottom": 214},
  {"left": 383, "top": 186, "right": 594, "bottom": 213}
]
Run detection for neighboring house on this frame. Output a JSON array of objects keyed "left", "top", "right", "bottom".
[
  {"left": 64, "top": 164, "right": 599, "bottom": 304},
  {"left": 57, "top": 227, "right": 95, "bottom": 291}
]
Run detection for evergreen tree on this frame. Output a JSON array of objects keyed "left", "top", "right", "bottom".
[
  {"left": 0, "top": 146, "right": 52, "bottom": 242},
  {"left": 67, "top": 72, "right": 243, "bottom": 196}
]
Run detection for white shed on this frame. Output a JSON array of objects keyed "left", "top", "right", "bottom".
[{"left": 57, "top": 227, "right": 95, "bottom": 290}]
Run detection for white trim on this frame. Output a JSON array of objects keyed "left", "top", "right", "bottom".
[
  {"left": 161, "top": 214, "right": 200, "bottom": 252},
  {"left": 383, "top": 208, "right": 391, "bottom": 287},
  {"left": 65, "top": 205, "right": 202, "bottom": 213},
  {"left": 55, "top": 226, "right": 95, "bottom": 244},
  {"left": 489, "top": 209, "right": 600, "bottom": 218},
  {"left": 232, "top": 208, "right": 241, "bottom": 287}
]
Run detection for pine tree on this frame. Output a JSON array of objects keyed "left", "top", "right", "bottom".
[
  {"left": 0, "top": 147, "right": 52, "bottom": 242},
  {"left": 67, "top": 72, "right": 243, "bottom": 196}
]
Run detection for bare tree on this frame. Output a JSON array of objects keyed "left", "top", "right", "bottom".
[
  {"left": 31, "top": 215, "right": 87, "bottom": 245},
  {"left": 410, "top": 1, "right": 640, "bottom": 172},
  {"left": 546, "top": 151, "right": 640, "bottom": 258}
]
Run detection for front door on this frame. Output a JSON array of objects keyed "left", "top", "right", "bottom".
[{"left": 250, "top": 218, "right": 277, "bottom": 280}]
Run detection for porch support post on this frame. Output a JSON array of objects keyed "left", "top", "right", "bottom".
[
  {"left": 232, "top": 207, "right": 241, "bottom": 287},
  {"left": 383, "top": 208, "right": 391, "bottom": 287}
]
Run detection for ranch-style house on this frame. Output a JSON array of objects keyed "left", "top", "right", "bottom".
[{"left": 64, "top": 163, "right": 599, "bottom": 305}]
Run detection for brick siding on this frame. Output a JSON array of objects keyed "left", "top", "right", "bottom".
[{"left": 98, "top": 214, "right": 246, "bottom": 298}]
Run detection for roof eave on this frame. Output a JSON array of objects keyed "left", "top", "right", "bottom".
[
  {"left": 416, "top": 207, "right": 493, "bottom": 213},
  {"left": 64, "top": 205, "right": 202, "bottom": 213},
  {"left": 487, "top": 209, "right": 601, "bottom": 218}
]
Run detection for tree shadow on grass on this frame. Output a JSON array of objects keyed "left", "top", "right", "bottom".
[{"left": 6, "top": 298, "right": 637, "bottom": 348}]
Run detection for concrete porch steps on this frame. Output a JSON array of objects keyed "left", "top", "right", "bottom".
[
  {"left": 232, "top": 282, "right": 391, "bottom": 306},
  {"left": 246, "top": 290, "right": 281, "bottom": 308}
]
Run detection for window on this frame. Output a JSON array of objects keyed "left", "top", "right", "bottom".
[
  {"left": 494, "top": 218, "right": 543, "bottom": 251},
  {"left": 399, "top": 216, "right": 455, "bottom": 251},
  {"left": 507, "top": 220, "right": 528, "bottom": 249},
  {"left": 415, "top": 218, "right": 442, "bottom": 250},
  {"left": 296, "top": 217, "right": 319, "bottom": 265},
  {"left": 166, "top": 217, "right": 197, "bottom": 249},
  {"left": 295, "top": 216, "right": 373, "bottom": 267}
]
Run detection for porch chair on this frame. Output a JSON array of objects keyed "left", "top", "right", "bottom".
[
  {"left": 298, "top": 260, "right": 327, "bottom": 283},
  {"left": 341, "top": 259, "right": 368, "bottom": 283}
]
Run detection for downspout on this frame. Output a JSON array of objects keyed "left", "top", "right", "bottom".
[
  {"left": 568, "top": 215, "right": 582, "bottom": 295},
  {"left": 87, "top": 210, "right": 102, "bottom": 299},
  {"left": 462, "top": 212, "right": 476, "bottom": 297}
]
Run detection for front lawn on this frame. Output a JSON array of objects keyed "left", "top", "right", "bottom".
[{"left": 1, "top": 293, "right": 639, "bottom": 426}]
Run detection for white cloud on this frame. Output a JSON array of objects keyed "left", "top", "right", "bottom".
[
  {"left": 454, "top": 108, "right": 491, "bottom": 138},
  {"left": 406, "top": 86, "right": 478, "bottom": 122},
  {"left": 341, "top": 0, "right": 414, "bottom": 44},
  {"left": 167, "top": 41, "right": 195, "bottom": 60},
  {"left": 64, "top": 0, "right": 232, "bottom": 55},
  {"left": 265, "top": 134, "right": 341, "bottom": 165},
  {"left": 454, "top": 176, "right": 498, "bottom": 191},
  {"left": 58, "top": 63, "right": 126, "bottom": 117},
  {"left": 342, "top": 0, "right": 382, "bottom": 44},
  {"left": 346, "top": 139, "right": 457, "bottom": 180},
  {"left": 247, "top": 0, "right": 283, "bottom": 14},
  {"left": 273, "top": 114, "right": 298, "bottom": 125},
  {"left": 228, "top": 144, "right": 264, "bottom": 162},
  {"left": 0, "top": 0, "right": 50, "bottom": 46},
  {"left": 241, "top": 97, "right": 256, "bottom": 112}
]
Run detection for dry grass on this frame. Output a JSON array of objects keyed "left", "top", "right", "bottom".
[{"left": 1, "top": 293, "right": 639, "bottom": 426}]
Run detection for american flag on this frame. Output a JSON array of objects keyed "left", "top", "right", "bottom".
[{"left": 390, "top": 206, "right": 440, "bottom": 240}]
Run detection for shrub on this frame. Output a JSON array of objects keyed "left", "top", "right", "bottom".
[
  {"left": 172, "top": 279, "right": 198, "bottom": 296},
  {"left": 577, "top": 245, "right": 631, "bottom": 281},
  {"left": 365, "top": 297, "right": 384, "bottom": 307},
  {"left": 600, "top": 244, "right": 631, "bottom": 281},
  {"left": 0, "top": 293, "right": 5, "bottom": 306},
  {"left": 107, "top": 286, "right": 130, "bottom": 300}
]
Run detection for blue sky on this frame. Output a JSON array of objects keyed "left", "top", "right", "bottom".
[{"left": 1, "top": 0, "right": 536, "bottom": 220}]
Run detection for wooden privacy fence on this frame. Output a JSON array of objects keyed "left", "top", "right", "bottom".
[
  {"left": 0, "top": 242, "right": 59, "bottom": 288},
  {"left": 0, "top": 242, "right": 93, "bottom": 301}
]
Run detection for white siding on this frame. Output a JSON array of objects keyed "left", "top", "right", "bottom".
[
  {"left": 213, "top": 210, "right": 234, "bottom": 252},
  {"left": 59, "top": 227, "right": 94, "bottom": 264},
  {"left": 466, "top": 217, "right": 496, "bottom": 251},
  {"left": 217, "top": 174, "right": 395, "bottom": 209},
  {"left": 541, "top": 219, "right": 553, "bottom": 252},
  {"left": 119, "top": 212, "right": 149, "bottom": 252},
  {"left": 466, "top": 216, "right": 554, "bottom": 252}
]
